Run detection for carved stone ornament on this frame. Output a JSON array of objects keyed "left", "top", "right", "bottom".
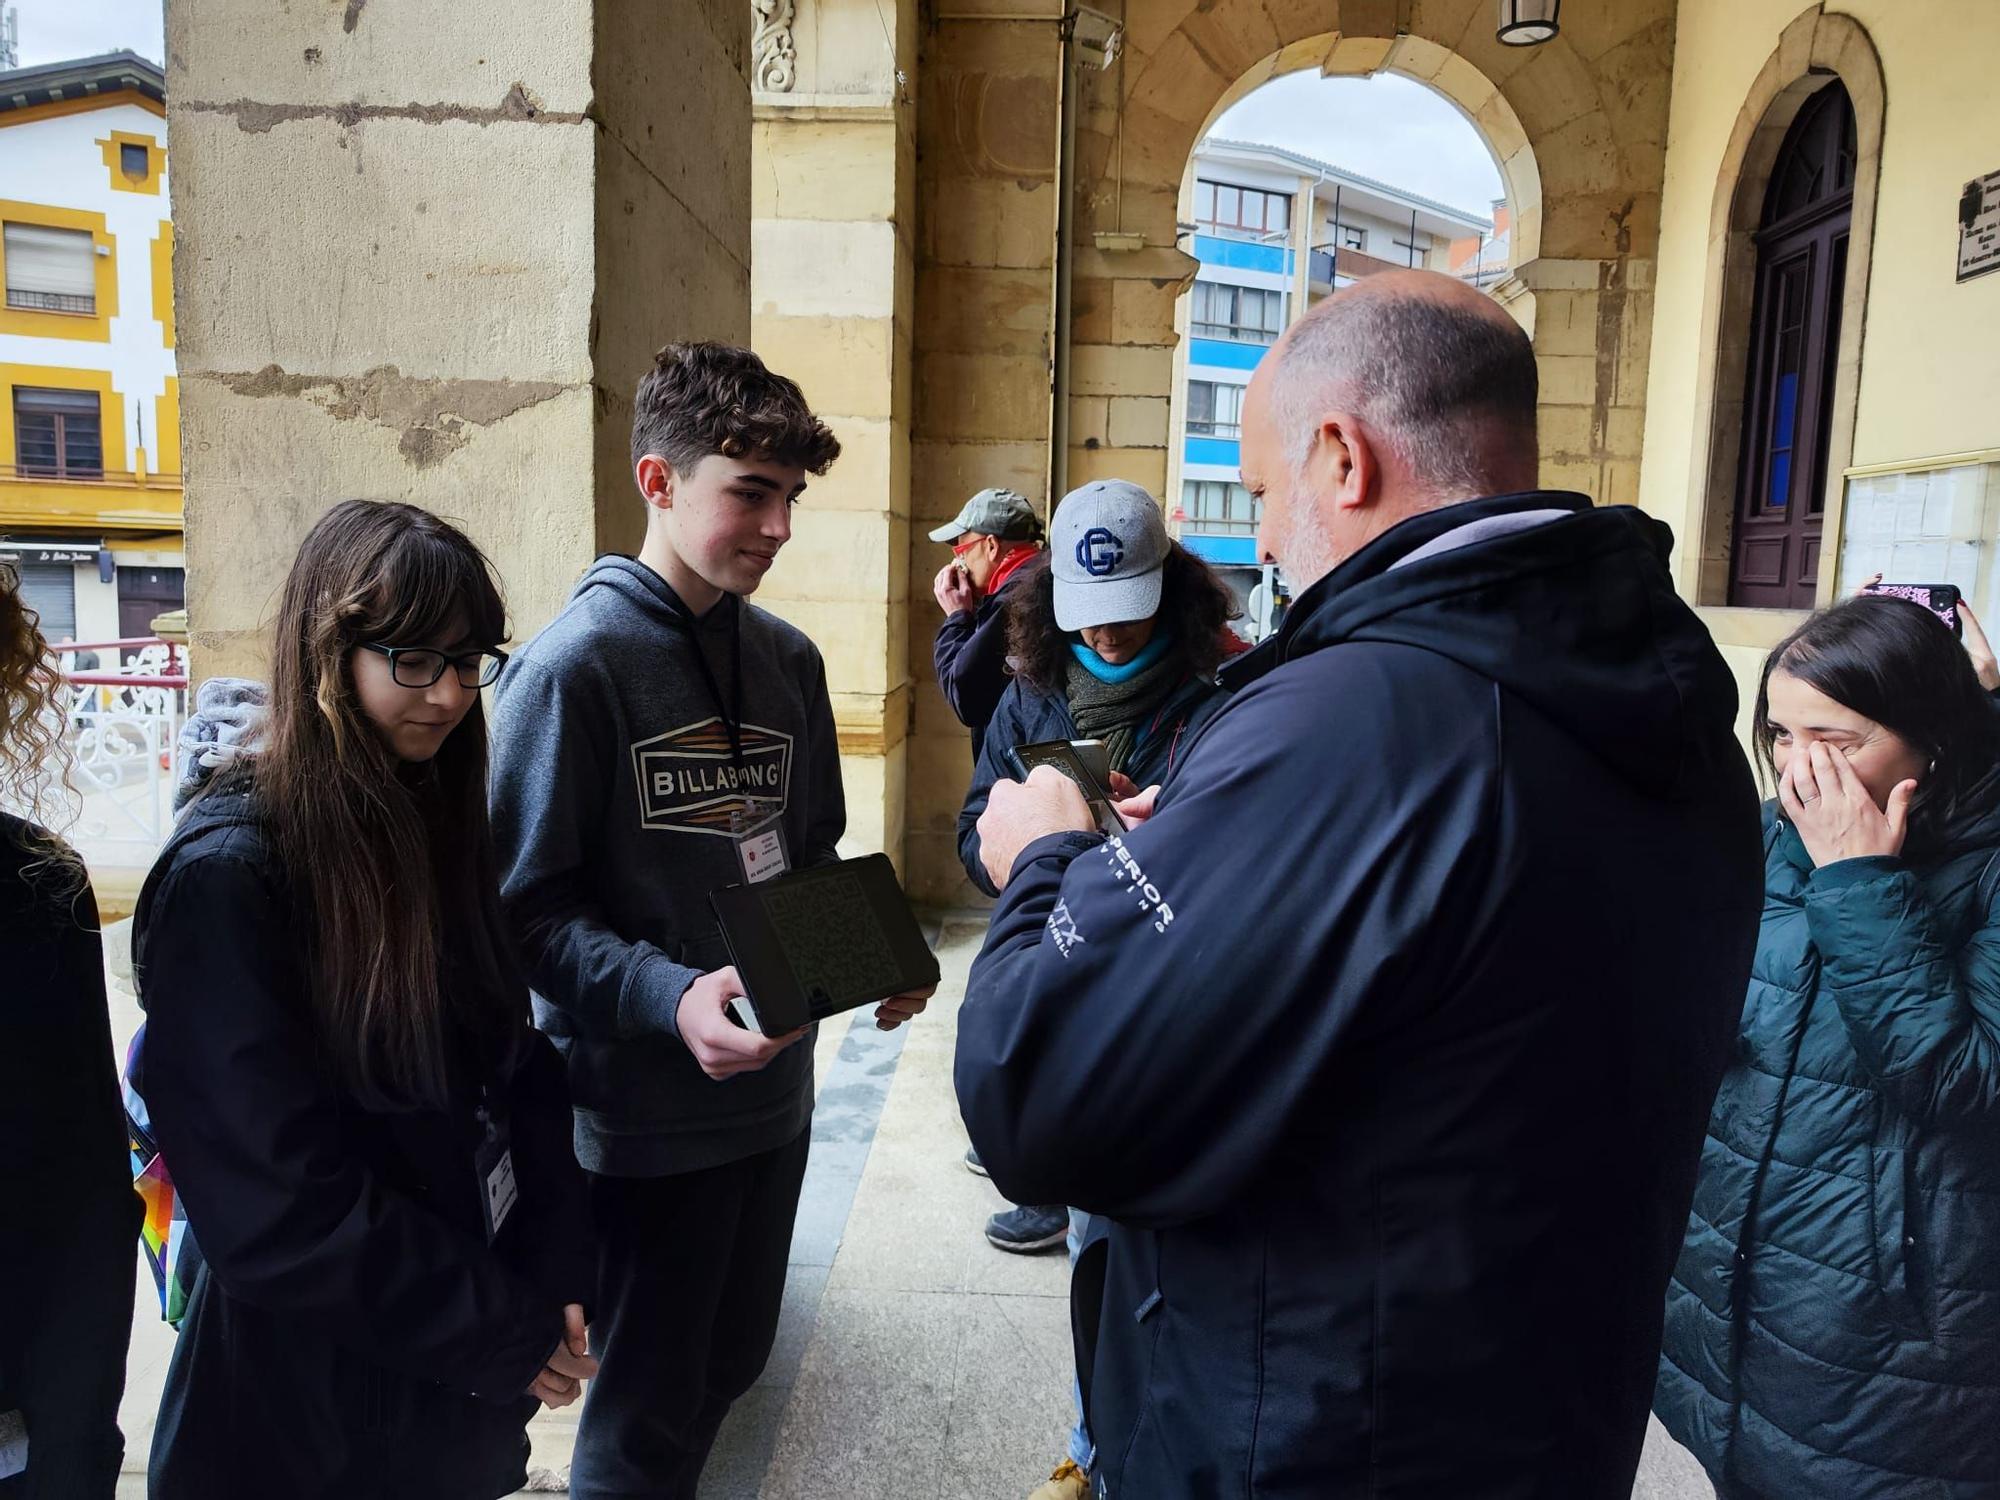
[{"left": 753, "top": 0, "right": 798, "bottom": 92}]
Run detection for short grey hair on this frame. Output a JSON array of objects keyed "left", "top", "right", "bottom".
[{"left": 1271, "top": 291, "right": 1539, "bottom": 501}]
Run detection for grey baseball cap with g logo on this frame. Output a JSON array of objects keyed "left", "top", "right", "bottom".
[{"left": 1049, "top": 479, "right": 1170, "bottom": 632}]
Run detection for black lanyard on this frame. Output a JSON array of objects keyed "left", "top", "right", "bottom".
[{"left": 678, "top": 596, "right": 745, "bottom": 768}]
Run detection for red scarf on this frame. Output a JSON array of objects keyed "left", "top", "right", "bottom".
[{"left": 985, "top": 544, "right": 1040, "bottom": 597}]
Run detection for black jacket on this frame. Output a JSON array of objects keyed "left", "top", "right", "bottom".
[
  {"left": 957, "top": 671, "right": 1229, "bottom": 898},
  {"left": 132, "top": 786, "right": 594, "bottom": 1500},
  {"left": 954, "top": 493, "right": 1764, "bottom": 1498},
  {"left": 0, "top": 817, "right": 138, "bottom": 1500},
  {"left": 933, "top": 573, "right": 1027, "bottom": 755}
]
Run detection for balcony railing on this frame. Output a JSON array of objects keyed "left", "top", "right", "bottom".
[
  {"left": 6, "top": 288, "right": 96, "bottom": 315},
  {"left": 0, "top": 463, "right": 182, "bottom": 486},
  {"left": 1181, "top": 515, "right": 1260, "bottom": 537},
  {"left": 1186, "top": 420, "right": 1242, "bottom": 439},
  {"left": 1190, "top": 322, "right": 1278, "bottom": 346},
  {"left": 1192, "top": 222, "right": 1289, "bottom": 246}
]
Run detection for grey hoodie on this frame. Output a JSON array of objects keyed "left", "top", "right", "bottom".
[{"left": 488, "top": 557, "right": 844, "bottom": 1177}]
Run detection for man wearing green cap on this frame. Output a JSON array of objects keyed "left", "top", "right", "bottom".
[{"left": 930, "top": 488, "right": 1045, "bottom": 755}]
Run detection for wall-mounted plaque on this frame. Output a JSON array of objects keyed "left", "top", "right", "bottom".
[{"left": 1959, "top": 169, "right": 2000, "bottom": 283}]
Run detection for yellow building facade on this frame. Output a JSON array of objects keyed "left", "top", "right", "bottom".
[
  {"left": 0, "top": 51, "right": 181, "bottom": 643},
  {"left": 162, "top": 1, "right": 2000, "bottom": 900}
]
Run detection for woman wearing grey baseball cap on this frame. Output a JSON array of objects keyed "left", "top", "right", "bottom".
[{"left": 954, "top": 478, "right": 1242, "bottom": 1500}]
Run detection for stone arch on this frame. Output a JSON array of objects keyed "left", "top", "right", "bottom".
[
  {"left": 1061, "top": 0, "right": 1676, "bottom": 506},
  {"left": 1681, "top": 7, "right": 1885, "bottom": 609},
  {"left": 1184, "top": 35, "right": 1541, "bottom": 274}
]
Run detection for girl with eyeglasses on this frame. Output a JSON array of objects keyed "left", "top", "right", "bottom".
[{"left": 132, "top": 500, "right": 597, "bottom": 1499}]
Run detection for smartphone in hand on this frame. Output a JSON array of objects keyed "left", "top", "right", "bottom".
[{"left": 1860, "top": 581, "right": 1962, "bottom": 637}]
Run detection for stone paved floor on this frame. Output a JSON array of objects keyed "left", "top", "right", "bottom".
[{"left": 103, "top": 912, "right": 1713, "bottom": 1499}]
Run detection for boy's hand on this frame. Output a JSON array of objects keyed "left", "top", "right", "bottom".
[
  {"left": 874, "top": 984, "right": 935, "bottom": 1031},
  {"left": 678, "top": 966, "right": 808, "bottom": 1080}
]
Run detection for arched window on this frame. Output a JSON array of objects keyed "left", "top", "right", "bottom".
[{"left": 1727, "top": 82, "right": 1856, "bottom": 609}]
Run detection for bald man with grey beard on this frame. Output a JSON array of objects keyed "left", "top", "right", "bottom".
[{"left": 955, "top": 270, "right": 1765, "bottom": 1498}]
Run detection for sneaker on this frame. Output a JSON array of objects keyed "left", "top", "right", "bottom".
[
  {"left": 1027, "top": 1459, "right": 1090, "bottom": 1500},
  {"left": 964, "top": 1145, "right": 989, "bottom": 1177},
  {"left": 985, "top": 1203, "right": 1069, "bottom": 1254}
]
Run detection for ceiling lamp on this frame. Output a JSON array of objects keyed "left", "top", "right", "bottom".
[{"left": 1497, "top": 0, "right": 1560, "bottom": 46}]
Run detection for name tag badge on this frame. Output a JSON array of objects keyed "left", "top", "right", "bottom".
[
  {"left": 735, "top": 817, "right": 790, "bottom": 885},
  {"left": 476, "top": 1130, "right": 518, "bottom": 1244}
]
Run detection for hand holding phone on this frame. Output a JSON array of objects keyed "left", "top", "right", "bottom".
[
  {"left": 1004, "top": 739, "right": 1128, "bottom": 837},
  {"left": 1858, "top": 579, "right": 1963, "bottom": 636}
]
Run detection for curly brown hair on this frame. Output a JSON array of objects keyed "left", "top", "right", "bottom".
[
  {"left": 0, "top": 561, "right": 84, "bottom": 895},
  {"left": 1004, "top": 543, "right": 1241, "bottom": 696},
  {"left": 631, "top": 341, "right": 842, "bottom": 478}
]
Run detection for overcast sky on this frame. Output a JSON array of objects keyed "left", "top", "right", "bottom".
[
  {"left": 1212, "top": 71, "right": 1505, "bottom": 218},
  {"left": 8, "top": 2, "right": 1502, "bottom": 218},
  {"left": 10, "top": 0, "right": 163, "bottom": 68}
]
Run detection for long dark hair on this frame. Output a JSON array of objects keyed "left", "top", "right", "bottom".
[
  {"left": 1753, "top": 595, "right": 2000, "bottom": 838},
  {"left": 1005, "top": 543, "right": 1239, "bottom": 696},
  {"left": 255, "top": 500, "right": 520, "bottom": 1107}
]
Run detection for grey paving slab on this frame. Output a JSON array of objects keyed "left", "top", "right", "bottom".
[
  {"left": 755, "top": 1288, "right": 965, "bottom": 1499},
  {"left": 935, "top": 1292, "right": 1078, "bottom": 1500},
  {"left": 1634, "top": 1417, "right": 1718, "bottom": 1500}
]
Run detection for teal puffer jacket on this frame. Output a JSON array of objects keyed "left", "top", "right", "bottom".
[{"left": 1657, "top": 794, "right": 2000, "bottom": 1498}]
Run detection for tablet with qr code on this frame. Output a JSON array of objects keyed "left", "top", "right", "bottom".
[{"left": 710, "top": 854, "right": 940, "bottom": 1037}]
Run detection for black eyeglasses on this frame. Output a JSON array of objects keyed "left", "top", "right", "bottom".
[{"left": 360, "top": 642, "right": 508, "bottom": 689}]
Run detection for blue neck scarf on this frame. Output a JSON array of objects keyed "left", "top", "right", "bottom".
[{"left": 1070, "top": 631, "right": 1173, "bottom": 684}]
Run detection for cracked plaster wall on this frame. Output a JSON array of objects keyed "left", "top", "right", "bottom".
[{"left": 169, "top": 0, "right": 749, "bottom": 678}]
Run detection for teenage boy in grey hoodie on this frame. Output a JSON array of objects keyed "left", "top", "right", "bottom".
[{"left": 488, "top": 342, "right": 931, "bottom": 1500}]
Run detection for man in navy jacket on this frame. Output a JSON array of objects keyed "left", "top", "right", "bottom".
[
  {"left": 955, "top": 271, "right": 1764, "bottom": 1499},
  {"left": 930, "top": 488, "right": 1044, "bottom": 756}
]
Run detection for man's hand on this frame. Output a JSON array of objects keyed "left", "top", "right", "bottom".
[
  {"left": 934, "top": 562, "right": 978, "bottom": 616},
  {"left": 978, "top": 765, "right": 1096, "bottom": 890},
  {"left": 529, "top": 1303, "right": 599, "bottom": 1409},
  {"left": 677, "top": 966, "right": 809, "bottom": 1080},
  {"left": 1778, "top": 741, "right": 1914, "bottom": 867},
  {"left": 1105, "top": 771, "right": 1162, "bottom": 827},
  {"left": 873, "top": 984, "right": 936, "bottom": 1031}
]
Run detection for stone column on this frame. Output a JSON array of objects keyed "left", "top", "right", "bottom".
[
  {"left": 747, "top": 0, "right": 918, "bottom": 870},
  {"left": 905, "top": 7, "right": 1064, "bottom": 902},
  {"left": 167, "top": 0, "right": 751, "bottom": 677},
  {"left": 1517, "top": 256, "right": 1657, "bottom": 507}
]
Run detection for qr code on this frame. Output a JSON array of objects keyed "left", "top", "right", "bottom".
[{"left": 765, "top": 876, "right": 903, "bottom": 1011}]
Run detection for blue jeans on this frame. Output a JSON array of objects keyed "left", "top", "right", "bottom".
[{"left": 1067, "top": 1208, "right": 1097, "bottom": 1471}]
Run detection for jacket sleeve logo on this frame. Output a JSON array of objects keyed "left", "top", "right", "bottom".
[{"left": 630, "top": 716, "right": 793, "bottom": 836}]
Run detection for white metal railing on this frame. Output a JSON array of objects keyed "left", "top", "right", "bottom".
[{"left": 53, "top": 637, "right": 186, "bottom": 861}]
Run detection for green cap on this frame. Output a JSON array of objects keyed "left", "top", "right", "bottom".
[{"left": 928, "top": 488, "right": 1044, "bottom": 544}]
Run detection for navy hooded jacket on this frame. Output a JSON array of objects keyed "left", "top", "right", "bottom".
[{"left": 954, "top": 492, "right": 1764, "bottom": 1498}]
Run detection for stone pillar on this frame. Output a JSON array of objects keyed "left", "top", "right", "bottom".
[
  {"left": 1517, "top": 256, "right": 1656, "bottom": 507},
  {"left": 167, "top": 0, "right": 751, "bottom": 677},
  {"left": 748, "top": 0, "right": 919, "bottom": 870},
  {"left": 905, "top": 9, "right": 1064, "bottom": 903}
]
